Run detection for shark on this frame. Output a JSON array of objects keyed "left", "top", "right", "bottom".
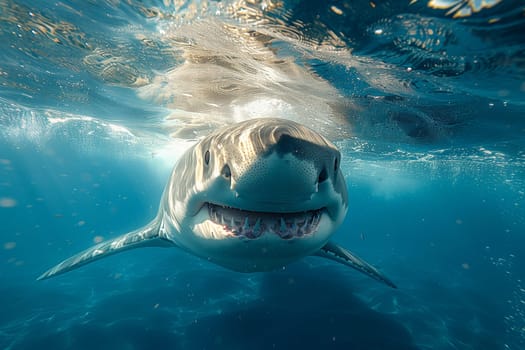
[{"left": 38, "top": 118, "right": 396, "bottom": 288}]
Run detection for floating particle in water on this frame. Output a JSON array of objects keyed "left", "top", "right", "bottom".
[
  {"left": 0, "top": 197, "right": 17, "bottom": 208},
  {"left": 93, "top": 235, "right": 104, "bottom": 243},
  {"left": 330, "top": 5, "right": 343, "bottom": 15},
  {"left": 3, "top": 242, "right": 16, "bottom": 250},
  {"left": 456, "top": 219, "right": 463, "bottom": 225},
  {"left": 461, "top": 263, "right": 470, "bottom": 270},
  {"left": 77, "top": 220, "right": 86, "bottom": 226}
]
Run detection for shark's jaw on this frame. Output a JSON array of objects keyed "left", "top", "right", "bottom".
[
  {"left": 203, "top": 202, "right": 325, "bottom": 240},
  {"left": 184, "top": 200, "right": 336, "bottom": 272}
]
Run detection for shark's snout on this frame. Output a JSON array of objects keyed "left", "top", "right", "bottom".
[{"left": 231, "top": 132, "right": 336, "bottom": 205}]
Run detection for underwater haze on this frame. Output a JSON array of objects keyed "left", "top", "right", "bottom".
[{"left": 1, "top": 0, "right": 525, "bottom": 349}]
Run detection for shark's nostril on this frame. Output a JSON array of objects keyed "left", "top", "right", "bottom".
[
  {"left": 318, "top": 167, "right": 328, "bottom": 184},
  {"left": 222, "top": 164, "right": 231, "bottom": 180}
]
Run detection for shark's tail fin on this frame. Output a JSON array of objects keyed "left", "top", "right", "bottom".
[{"left": 37, "top": 219, "right": 174, "bottom": 280}]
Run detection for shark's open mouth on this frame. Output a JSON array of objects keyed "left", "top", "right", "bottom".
[{"left": 206, "top": 203, "right": 323, "bottom": 239}]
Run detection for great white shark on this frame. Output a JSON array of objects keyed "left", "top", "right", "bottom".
[{"left": 38, "top": 118, "right": 396, "bottom": 288}]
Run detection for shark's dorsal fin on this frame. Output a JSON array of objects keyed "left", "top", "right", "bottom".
[
  {"left": 314, "top": 241, "right": 397, "bottom": 289},
  {"left": 38, "top": 218, "right": 175, "bottom": 280}
]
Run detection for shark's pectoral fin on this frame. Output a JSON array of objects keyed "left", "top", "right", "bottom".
[
  {"left": 38, "top": 219, "right": 175, "bottom": 280},
  {"left": 313, "top": 241, "right": 397, "bottom": 289}
]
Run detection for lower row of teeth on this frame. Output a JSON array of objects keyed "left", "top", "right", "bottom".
[{"left": 208, "top": 208, "right": 321, "bottom": 239}]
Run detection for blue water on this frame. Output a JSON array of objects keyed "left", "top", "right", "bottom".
[{"left": 1, "top": 0, "right": 524, "bottom": 349}]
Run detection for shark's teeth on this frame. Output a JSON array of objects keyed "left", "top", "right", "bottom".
[
  {"left": 280, "top": 217, "right": 286, "bottom": 233},
  {"left": 206, "top": 203, "right": 323, "bottom": 240},
  {"left": 253, "top": 218, "right": 263, "bottom": 238},
  {"left": 291, "top": 220, "right": 299, "bottom": 236},
  {"left": 253, "top": 218, "right": 261, "bottom": 232}
]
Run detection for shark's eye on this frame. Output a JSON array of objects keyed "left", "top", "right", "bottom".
[
  {"left": 204, "top": 150, "right": 210, "bottom": 166},
  {"left": 221, "top": 164, "right": 231, "bottom": 179}
]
